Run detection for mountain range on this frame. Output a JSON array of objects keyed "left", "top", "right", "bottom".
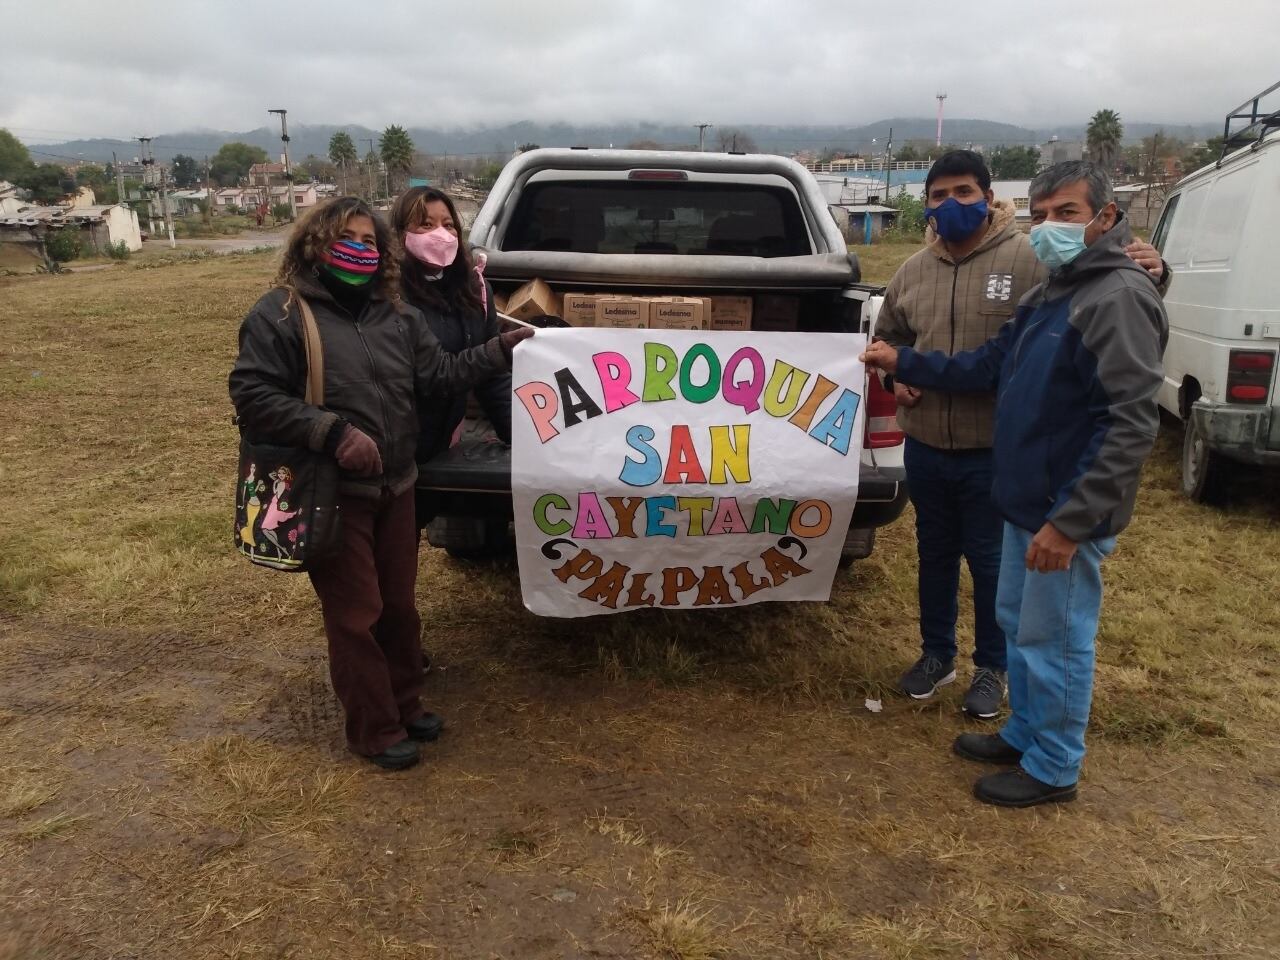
[{"left": 26, "top": 118, "right": 1221, "bottom": 166}]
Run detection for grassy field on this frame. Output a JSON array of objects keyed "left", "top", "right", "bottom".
[
  {"left": 853, "top": 241, "right": 924, "bottom": 286},
  {"left": 1, "top": 252, "right": 1278, "bottom": 959}
]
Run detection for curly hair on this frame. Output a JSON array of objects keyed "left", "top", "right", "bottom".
[
  {"left": 274, "top": 196, "right": 401, "bottom": 302},
  {"left": 391, "top": 187, "right": 485, "bottom": 320}
]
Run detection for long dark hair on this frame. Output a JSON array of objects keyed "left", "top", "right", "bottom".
[
  {"left": 275, "top": 196, "right": 400, "bottom": 303},
  {"left": 391, "top": 187, "right": 484, "bottom": 319}
]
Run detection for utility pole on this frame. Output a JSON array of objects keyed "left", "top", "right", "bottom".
[
  {"left": 203, "top": 155, "right": 213, "bottom": 224},
  {"left": 935, "top": 93, "right": 948, "bottom": 147},
  {"left": 362, "top": 138, "right": 376, "bottom": 200},
  {"left": 268, "top": 108, "right": 296, "bottom": 220},
  {"left": 137, "top": 138, "right": 158, "bottom": 237},
  {"left": 694, "top": 123, "right": 712, "bottom": 152},
  {"left": 154, "top": 151, "right": 175, "bottom": 248},
  {"left": 112, "top": 151, "right": 126, "bottom": 208},
  {"left": 884, "top": 127, "right": 894, "bottom": 200}
]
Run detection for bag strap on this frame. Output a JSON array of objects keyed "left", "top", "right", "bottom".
[{"left": 296, "top": 296, "right": 325, "bottom": 406}]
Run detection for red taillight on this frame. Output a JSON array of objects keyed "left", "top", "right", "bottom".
[
  {"left": 1230, "top": 352, "right": 1274, "bottom": 371},
  {"left": 627, "top": 169, "right": 688, "bottom": 181},
  {"left": 1227, "top": 350, "right": 1275, "bottom": 406},
  {"left": 865, "top": 373, "right": 904, "bottom": 448}
]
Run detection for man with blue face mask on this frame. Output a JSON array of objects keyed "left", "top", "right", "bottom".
[
  {"left": 877, "top": 151, "right": 1052, "bottom": 719},
  {"left": 861, "top": 161, "right": 1170, "bottom": 807}
]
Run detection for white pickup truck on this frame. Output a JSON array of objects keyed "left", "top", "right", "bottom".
[{"left": 417, "top": 148, "right": 908, "bottom": 564}]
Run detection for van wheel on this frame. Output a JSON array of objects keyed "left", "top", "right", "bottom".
[{"left": 1181, "top": 417, "right": 1226, "bottom": 504}]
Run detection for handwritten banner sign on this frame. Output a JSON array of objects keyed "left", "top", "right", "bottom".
[{"left": 511, "top": 329, "right": 867, "bottom": 618}]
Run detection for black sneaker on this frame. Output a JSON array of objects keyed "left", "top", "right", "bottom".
[
  {"left": 405, "top": 712, "right": 444, "bottom": 743},
  {"left": 899, "top": 655, "right": 957, "bottom": 700},
  {"left": 973, "top": 768, "right": 1077, "bottom": 808},
  {"left": 367, "top": 738, "right": 420, "bottom": 771},
  {"left": 963, "top": 668, "right": 1006, "bottom": 719},
  {"left": 953, "top": 732, "right": 1023, "bottom": 765}
]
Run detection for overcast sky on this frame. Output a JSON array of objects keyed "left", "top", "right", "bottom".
[{"left": 3, "top": 0, "right": 1274, "bottom": 143}]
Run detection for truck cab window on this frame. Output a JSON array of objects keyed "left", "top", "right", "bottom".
[{"left": 504, "top": 181, "right": 809, "bottom": 257}]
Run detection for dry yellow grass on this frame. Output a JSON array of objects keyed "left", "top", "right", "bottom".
[{"left": 1, "top": 252, "right": 1278, "bottom": 959}]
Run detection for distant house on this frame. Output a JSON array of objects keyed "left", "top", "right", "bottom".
[
  {"left": 0, "top": 202, "right": 143, "bottom": 257},
  {"left": 169, "top": 189, "right": 213, "bottom": 217},
  {"left": 830, "top": 203, "right": 898, "bottom": 243},
  {"left": 268, "top": 183, "right": 319, "bottom": 210},
  {"left": 62, "top": 205, "right": 144, "bottom": 251},
  {"left": 1113, "top": 183, "right": 1167, "bottom": 230},
  {"left": 0, "top": 180, "right": 25, "bottom": 217},
  {"left": 216, "top": 188, "right": 247, "bottom": 210},
  {"left": 1039, "top": 138, "right": 1085, "bottom": 168},
  {"left": 247, "top": 162, "right": 287, "bottom": 187}
]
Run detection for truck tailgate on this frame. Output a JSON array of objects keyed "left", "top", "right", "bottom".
[
  {"left": 480, "top": 251, "right": 857, "bottom": 289},
  {"left": 418, "top": 438, "right": 903, "bottom": 503}
]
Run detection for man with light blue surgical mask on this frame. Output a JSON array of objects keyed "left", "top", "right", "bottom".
[{"left": 862, "top": 161, "right": 1170, "bottom": 807}]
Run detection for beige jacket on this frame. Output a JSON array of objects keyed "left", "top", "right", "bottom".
[{"left": 876, "top": 199, "right": 1044, "bottom": 450}]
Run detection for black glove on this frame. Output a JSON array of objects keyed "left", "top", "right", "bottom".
[
  {"left": 334, "top": 425, "right": 383, "bottom": 476},
  {"left": 499, "top": 324, "right": 535, "bottom": 360}
]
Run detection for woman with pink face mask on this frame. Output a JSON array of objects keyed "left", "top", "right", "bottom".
[{"left": 391, "top": 188, "right": 512, "bottom": 548}]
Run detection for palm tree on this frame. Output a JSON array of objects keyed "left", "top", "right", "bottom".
[
  {"left": 1087, "top": 109, "right": 1123, "bottom": 173},
  {"left": 328, "top": 131, "right": 357, "bottom": 196},
  {"left": 379, "top": 125, "right": 414, "bottom": 195}
]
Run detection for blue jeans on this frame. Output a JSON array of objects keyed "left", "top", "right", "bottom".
[
  {"left": 904, "top": 438, "right": 1005, "bottom": 671},
  {"left": 997, "top": 522, "right": 1116, "bottom": 787}
]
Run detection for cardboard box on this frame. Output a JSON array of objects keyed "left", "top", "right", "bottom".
[
  {"left": 648, "top": 296, "right": 707, "bottom": 330},
  {"left": 561, "top": 292, "right": 600, "bottom": 327},
  {"left": 505, "top": 278, "right": 562, "bottom": 323},
  {"left": 754, "top": 294, "right": 800, "bottom": 332},
  {"left": 596, "top": 296, "right": 650, "bottom": 328},
  {"left": 492, "top": 291, "right": 509, "bottom": 314},
  {"left": 709, "top": 295, "right": 753, "bottom": 332}
]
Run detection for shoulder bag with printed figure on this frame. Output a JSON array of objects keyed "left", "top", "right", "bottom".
[{"left": 233, "top": 296, "right": 342, "bottom": 571}]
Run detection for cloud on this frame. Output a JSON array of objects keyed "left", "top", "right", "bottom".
[{"left": 2, "top": 0, "right": 1275, "bottom": 142}]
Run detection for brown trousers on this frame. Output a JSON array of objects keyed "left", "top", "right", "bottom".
[{"left": 309, "top": 489, "right": 424, "bottom": 756}]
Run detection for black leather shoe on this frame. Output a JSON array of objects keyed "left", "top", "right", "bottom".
[
  {"left": 367, "top": 738, "right": 420, "bottom": 770},
  {"left": 953, "top": 732, "right": 1023, "bottom": 765},
  {"left": 974, "top": 768, "right": 1077, "bottom": 808},
  {"left": 405, "top": 712, "right": 444, "bottom": 742}
]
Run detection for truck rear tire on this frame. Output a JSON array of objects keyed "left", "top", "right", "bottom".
[
  {"left": 1181, "top": 416, "right": 1227, "bottom": 504},
  {"left": 426, "top": 517, "right": 513, "bottom": 562},
  {"left": 839, "top": 528, "right": 876, "bottom": 568}
]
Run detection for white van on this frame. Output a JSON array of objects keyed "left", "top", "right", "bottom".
[{"left": 1151, "top": 83, "right": 1280, "bottom": 502}]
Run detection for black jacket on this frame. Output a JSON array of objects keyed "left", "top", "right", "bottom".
[
  {"left": 228, "top": 272, "right": 508, "bottom": 499},
  {"left": 408, "top": 279, "right": 512, "bottom": 463}
]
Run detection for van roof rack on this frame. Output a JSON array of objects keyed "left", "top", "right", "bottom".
[{"left": 1221, "top": 79, "right": 1280, "bottom": 164}]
